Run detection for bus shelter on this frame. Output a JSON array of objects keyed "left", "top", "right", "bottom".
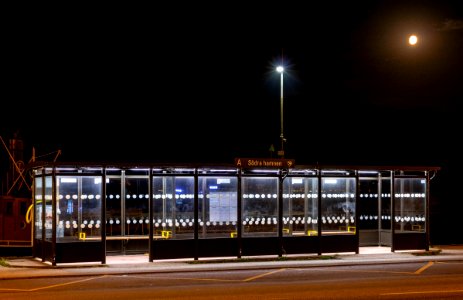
[{"left": 30, "top": 161, "right": 439, "bottom": 265}]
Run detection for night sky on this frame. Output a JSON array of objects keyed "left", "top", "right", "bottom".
[
  {"left": 2, "top": 2, "right": 463, "bottom": 242},
  {"left": 3, "top": 2, "right": 461, "bottom": 164}
]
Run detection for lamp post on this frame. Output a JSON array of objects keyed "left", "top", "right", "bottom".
[{"left": 276, "top": 66, "right": 285, "bottom": 158}]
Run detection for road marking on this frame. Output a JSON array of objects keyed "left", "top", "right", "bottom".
[
  {"left": 414, "top": 261, "right": 434, "bottom": 274},
  {"left": 0, "top": 276, "right": 107, "bottom": 292},
  {"left": 125, "top": 274, "right": 241, "bottom": 282},
  {"left": 381, "top": 289, "right": 463, "bottom": 296},
  {"left": 29, "top": 275, "right": 107, "bottom": 292},
  {"left": 436, "top": 261, "right": 463, "bottom": 265},
  {"left": 243, "top": 268, "right": 287, "bottom": 282},
  {"left": 293, "top": 267, "right": 413, "bottom": 275},
  {"left": 121, "top": 270, "right": 287, "bottom": 283}
]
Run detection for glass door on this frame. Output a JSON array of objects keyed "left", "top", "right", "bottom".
[{"left": 358, "top": 175, "right": 392, "bottom": 247}]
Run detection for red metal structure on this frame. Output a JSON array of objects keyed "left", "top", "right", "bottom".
[{"left": 0, "top": 134, "right": 33, "bottom": 255}]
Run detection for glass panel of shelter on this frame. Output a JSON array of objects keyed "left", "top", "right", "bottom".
[
  {"left": 55, "top": 176, "right": 102, "bottom": 241},
  {"left": 321, "top": 177, "right": 356, "bottom": 235},
  {"left": 152, "top": 176, "right": 195, "bottom": 239},
  {"left": 394, "top": 177, "right": 426, "bottom": 233},
  {"left": 241, "top": 177, "right": 279, "bottom": 237},
  {"left": 106, "top": 176, "right": 122, "bottom": 236},
  {"left": 198, "top": 176, "right": 238, "bottom": 238},
  {"left": 173, "top": 176, "right": 195, "bottom": 238},
  {"left": 44, "top": 176, "right": 53, "bottom": 240},
  {"left": 34, "top": 176, "right": 43, "bottom": 239},
  {"left": 124, "top": 176, "right": 149, "bottom": 236},
  {"left": 283, "top": 177, "right": 318, "bottom": 236},
  {"left": 56, "top": 176, "right": 78, "bottom": 239},
  {"left": 152, "top": 176, "right": 173, "bottom": 238}
]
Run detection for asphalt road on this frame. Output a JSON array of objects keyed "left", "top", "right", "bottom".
[{"left": 1, "top": 260, "right": 463, "bottom": 299}]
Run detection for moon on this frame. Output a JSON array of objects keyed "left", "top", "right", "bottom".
[{"left": 409, "top": 35, "right": 418, "bottom": 46}]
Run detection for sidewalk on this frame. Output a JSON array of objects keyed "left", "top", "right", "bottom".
[{"left": 1, "top": 245, "right": 463, "bottom": 280}]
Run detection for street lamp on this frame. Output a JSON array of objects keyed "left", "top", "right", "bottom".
[{"left": 276, "top": 65, "right": 285, "bottom": 158}]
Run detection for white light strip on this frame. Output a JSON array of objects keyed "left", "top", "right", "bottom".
[{"left": 60, "top": 177, "right": 77, "bottom": 183}]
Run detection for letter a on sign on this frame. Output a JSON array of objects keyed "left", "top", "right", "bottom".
[{"left": 236, "top": 159, "right": 242, "bottom": 167}]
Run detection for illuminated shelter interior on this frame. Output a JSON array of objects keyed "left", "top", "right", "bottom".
[{"left": 29, "top": 162, "right": 439, "bottom": 265}]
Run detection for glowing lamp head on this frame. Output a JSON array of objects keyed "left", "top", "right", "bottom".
[{"left": 276, "top": 66, "right": 284, "bottom": 73}]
